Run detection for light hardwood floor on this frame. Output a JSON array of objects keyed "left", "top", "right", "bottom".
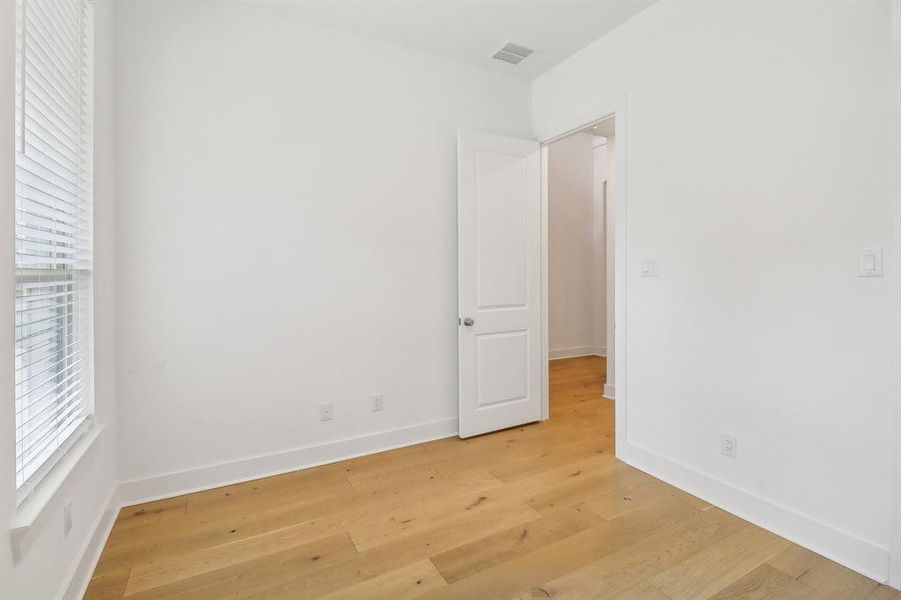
[{"left": 85, "top": 356, "right": 899, "bottom": 599}]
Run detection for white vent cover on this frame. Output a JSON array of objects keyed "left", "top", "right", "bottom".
[{"left": 492, "top": 42, "right": 535, "bottom": 65}]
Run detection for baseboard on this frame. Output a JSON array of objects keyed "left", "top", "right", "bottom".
[
  {"left": 56, "top": 417, "right": 459, "bottom": 598},
  {"left": 549, "top": 346, "right": 605, "bottom": 360},
  {"left": 117, "top": 417, "right": 459, "bottom": 507},
  {"left": 619, "top": 441, "right": 890, "bottom": 583},
  {"left": 603, "top": 383, "right": 615, "bottom": 399},
  {"left": 61, "top": 487, "right": 120, "bottom": 600},
  {"left": 57, "top": 421, "right": 889, "bottom": 596}
]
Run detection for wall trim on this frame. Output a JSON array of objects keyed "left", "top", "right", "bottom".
[
  {"left": 603, "top": 383, "right": 615, "bottom": 400},
  {"left": 58, "top": 421, "right": 889, "bottom": 595},
  {"left": 55, "top": 418, "right": 459, "bottom": 598},
  {"left": 62, "top": 488, "right": 119, "bottom": 600},
  {"left": 619, "top": 441, "right": 890, "bottom": 584},
  {"left": 60, "top": 417, "right": 459, "bottom": 597},
  {"left": 549, "top": 346, "right": 605, "bottom": 360},
  {"left": 117, "top": 417, "right": 459, "bottom": 506}
]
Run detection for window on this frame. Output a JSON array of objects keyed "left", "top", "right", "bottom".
[{"left": 14, "top": 0, "right": 94, "bottom": 496}]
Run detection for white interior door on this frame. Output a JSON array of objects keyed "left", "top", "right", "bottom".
[{"left": 457, "top": 130, "right": 541, "bottom": 438}]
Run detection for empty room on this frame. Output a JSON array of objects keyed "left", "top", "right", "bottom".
[{"left": 0, "top": 1, "right": 900, "bottom": 599}]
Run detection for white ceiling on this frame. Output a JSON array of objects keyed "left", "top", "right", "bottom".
[{"left": 282, "top": 1, "right": 657, "bottom": 80}]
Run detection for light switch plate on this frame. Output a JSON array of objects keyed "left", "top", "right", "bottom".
[
  {"left": 640, "top": 257, "right": 659, "bottom": 277},
  {"left": 859, "top": 248, "right": 883, "bottom": 277}
]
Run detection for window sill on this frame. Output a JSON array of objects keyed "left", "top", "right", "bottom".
[{"left": 10, "top": 422, "right": 106, "bottom": 539}]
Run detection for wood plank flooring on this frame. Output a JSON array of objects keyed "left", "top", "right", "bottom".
[{"left": 85, "top": 356, "right": 899, "bottom": 599}]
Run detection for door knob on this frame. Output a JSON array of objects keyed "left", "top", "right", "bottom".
[{"left": 463, "top": 317, "right": 474, "bottom": 327}]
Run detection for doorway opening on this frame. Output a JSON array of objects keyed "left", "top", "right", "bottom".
[
  {"left": 544, "top": 116, "right": 616, "bottom": 422},
  {"left": 455, "top": 110, "right": 622, "bottom": 442}
]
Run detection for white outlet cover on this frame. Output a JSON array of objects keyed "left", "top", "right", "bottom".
[
  {"left": 63, "top": 500, "right": 72, "bottom": 536},
  {"left": 721, "top": 434, "right": 737, "bottom": 459},
  {"left": 371, "top": 394, "right": 384, "bottom": 412},
  {"left": 319, "top": 402, "right": 334, "bottom": 421}
]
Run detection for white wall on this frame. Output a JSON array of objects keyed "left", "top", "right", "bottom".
[
  {"left": 533, "top": 0, "right": 896, "bottom": 580},
  {"left": 0, "top": 2, "right": 119, "bottom": 599},
  {"left": 548, "top": 132, "right": 605, "bottom": 359},
  {"left": 113, "top": 1, "right": 532, "bottom": 493}
]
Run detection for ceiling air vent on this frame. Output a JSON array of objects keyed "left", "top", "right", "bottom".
[{"left": 492, "top": 42, "right": 534, "bottom": 66}]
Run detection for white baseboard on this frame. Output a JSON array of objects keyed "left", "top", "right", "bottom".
[
  {"left": 57, "top": 417, "right": 458, "bottom": 599},
  {"left": 549, "top": 346, "right": 605, "bottom": 360},
  {"left": 58, "top": 419, "right": 890, "bottom": 596},
  {"left": 62, "top": 488, "right": 120, "bottom": 600},
  {"left": 618, "top": 441, "right": 890, "bottom": 583},
  {"left": 603, "top": 383, "right": 615, "bottom": 399},
  {"left": 117, "top": 417, "right": 459, "bottom": 507}
]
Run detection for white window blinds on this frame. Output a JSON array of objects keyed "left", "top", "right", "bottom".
[{"left": 14, "top": 0, "right": 93, "bottom": 493}]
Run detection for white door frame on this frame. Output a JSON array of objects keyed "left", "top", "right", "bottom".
[{"left": 539, "top": 96, "right": 629, "bottom": 458}]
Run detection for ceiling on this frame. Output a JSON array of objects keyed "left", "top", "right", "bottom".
[{"left": 281, "top": 1, "right": 657, "bottom": 80}]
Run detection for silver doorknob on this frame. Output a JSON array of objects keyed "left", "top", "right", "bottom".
[{"left": 463, "top": 317, "right": 474, "bottom": 327}]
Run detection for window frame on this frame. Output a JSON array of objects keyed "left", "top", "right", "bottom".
[{"left": 12, "top": 0, "right": 95, "bottom": 505}]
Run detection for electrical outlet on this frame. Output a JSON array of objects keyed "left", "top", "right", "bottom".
[
  {"left": 319, "top": 402, "right": 333, "bottom": 421},
  {"left": 721, "top": 434, "right": 737, "bottom": 459},
  {"left": 63, "top": 500, "right": 72, "bottom": 536},
  {"left": 371, "top": 394, "right": 384, "bottom": 412}
]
